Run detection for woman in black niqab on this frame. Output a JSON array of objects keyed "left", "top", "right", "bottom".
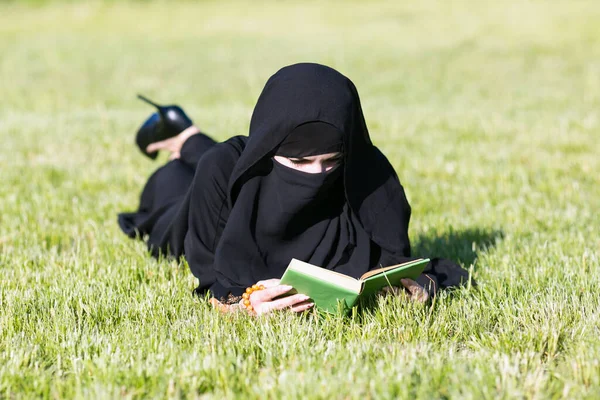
[
  {"left": 119, "top": 63, "right": 469, "bottom": 314},
  {"left": 214, "top": 119, "right": 372, "bottom": 291}
]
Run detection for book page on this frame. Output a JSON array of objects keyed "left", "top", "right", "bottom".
[
  {"left": 359, "top": 258, "right": 427, "bottom": 281},
  {"left": 287, "top": 259, "right": 363, "bottom": 293}
]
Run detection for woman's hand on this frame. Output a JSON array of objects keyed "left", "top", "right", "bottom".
[
  {"left": 380, "top": 278, "right": 429, "bottom": 303},
  {"left": 210, "top": 279, "right": 314, "bottom": 316},
  {"left": 254, "top": 278, "right": 282, "bottom": 288},
  {"left": 244, "top": 280, "right": 314, "bottom": 315}
]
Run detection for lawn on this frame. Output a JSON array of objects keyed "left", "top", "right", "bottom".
[{"left": 1, "top": 0, "right": 599, "bottom": 398}]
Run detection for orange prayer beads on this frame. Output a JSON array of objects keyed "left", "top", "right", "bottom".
[{"left": 242, "top": 284, "right": 265, "bottom": 313}]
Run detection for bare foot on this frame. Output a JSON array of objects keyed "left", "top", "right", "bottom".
[{"left": 145, "top": 125, "right": 201, "bottom": 160}]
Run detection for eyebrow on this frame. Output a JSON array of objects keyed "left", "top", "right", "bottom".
[{"left": 289, "top": 154, "right": 343, "bottom": 161}]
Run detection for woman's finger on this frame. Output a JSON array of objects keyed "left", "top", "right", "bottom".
[
  {"left": 250, "top": 284, "right": 294, "bottom": 303},
  {"left": 267, "top": 293, "right": 310, "bottom": 310},
  {"left": 399, "top": 278, "right": 420, "bottom": 294},
  {"left": 290, "top": 301, "right": 314, "bottom": 313},
  {"left": 400, "top": 278, "right": 429, "bottom": 303},
  {"left": 379, "top": 286, "right": 401, "bottom": 296},
  {"left": 255, "top": 278, "right": 281, "bottom": 288},
  {"left": 255, "top": 293, "right": 310, "bottom": 315}
]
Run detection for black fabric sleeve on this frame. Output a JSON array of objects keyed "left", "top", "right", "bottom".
[
  {"left": 179, "top": 132, "right": 218, "bottom": 170},
  {"left": 183, "top": 141, "right": 241, "bottom": 296},
  {"left": 418, "top": 257, "right": 471, "bottom": 296},
  {"left": 370, "top": 186, "right": 412, "bottom": 260}
]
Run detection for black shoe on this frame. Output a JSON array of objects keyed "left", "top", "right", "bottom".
[{"left": 136, "top": 94, "right": 194, "bottom": 159}]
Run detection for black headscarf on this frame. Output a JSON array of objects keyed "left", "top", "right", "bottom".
[
  {"left": 276, "top": 121, "right": 343, "bottom": 157},
  {"left": 210, "top": 63, "right": 412, "bottom": 290}
]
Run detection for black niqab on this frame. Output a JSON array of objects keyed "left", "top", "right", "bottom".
[{"left": 211, "top": 63, "right": 411, "bottom": 290}]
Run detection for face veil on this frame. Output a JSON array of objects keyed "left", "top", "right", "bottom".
[{"left": 211, "top": 63, "right": 412, "bottom": 292}]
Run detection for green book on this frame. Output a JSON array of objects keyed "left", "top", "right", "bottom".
[{"left": 279, "top": 258, "right": 430, "bottom": 314}]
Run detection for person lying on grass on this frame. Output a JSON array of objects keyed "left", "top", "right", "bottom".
[{"left": 119, "top": 63, "right": 468, "bottom": 315}]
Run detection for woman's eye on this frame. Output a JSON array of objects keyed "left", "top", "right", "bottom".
[{"left": 290, "top": 159, "right": 309, "bottom": 165}]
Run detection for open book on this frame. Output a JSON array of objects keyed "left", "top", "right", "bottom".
[{"left": 279, "top": 258, "right": 430, "bottom": 313}]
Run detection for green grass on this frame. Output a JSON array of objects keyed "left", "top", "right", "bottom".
[{"left": 1, "top": 0, "right": 600, "bottom": 398}]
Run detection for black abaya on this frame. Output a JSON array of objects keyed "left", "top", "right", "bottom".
[{"left": 119, "top": 63, "right": 470, "bottom": 298}]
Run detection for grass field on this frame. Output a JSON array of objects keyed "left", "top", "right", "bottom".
[{"left": 1, "top": 0, "right": 600, "bottom": 398}]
